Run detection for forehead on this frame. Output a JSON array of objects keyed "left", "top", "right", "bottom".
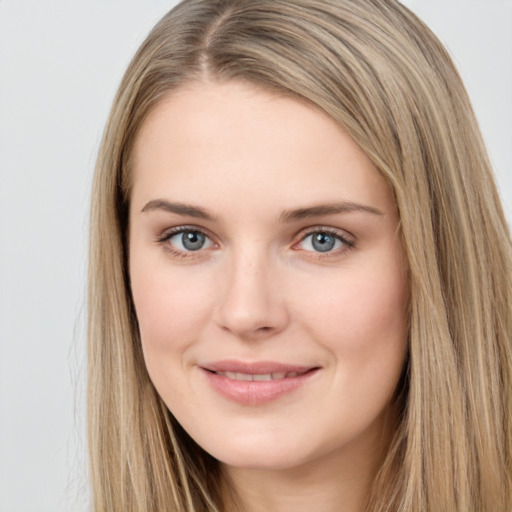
[{"left": 130, "top": 80, "right": 394, "bottom": 218}]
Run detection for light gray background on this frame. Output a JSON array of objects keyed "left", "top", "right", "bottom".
[{"left": 0, "top": 1, "right": 510, "bottom": 511}]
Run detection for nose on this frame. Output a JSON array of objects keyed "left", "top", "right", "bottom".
[{"left": 214, "top": 249, "right": 289, "bottom": 340}]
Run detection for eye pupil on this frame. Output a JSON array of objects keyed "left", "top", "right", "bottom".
[
  {"left": 312, "top": 232, "right": 335, "bottom": 252},
  {"left": 182, "top": 231, "right": 205, "bottom": 251}
]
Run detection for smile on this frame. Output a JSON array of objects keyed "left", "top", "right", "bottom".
[
  {"left": 200, "top": 361, "right": 320, "bottom": 405},
  {"left": 213, "top": 370, "right": 307, "bottom": 381}
]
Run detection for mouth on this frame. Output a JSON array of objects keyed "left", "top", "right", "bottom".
[
  {"left": 200, "top": 360, "right": 320, "bottom": 405},
  {"left": 208, "top": 369, "right": 311, "bottom": 381}
]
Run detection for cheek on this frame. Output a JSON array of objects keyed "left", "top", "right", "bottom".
[
  {"left": 129, "top": 254, "right": 215, "bottom": 363},
  {"left": 294, "top": 257, "right": 408, "bottom": 372},
  {"left": 296, "top": 263, "right": 408, "bottom": 431}
]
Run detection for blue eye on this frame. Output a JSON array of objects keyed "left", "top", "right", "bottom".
[
  {"left": 299, "top": 231, "right": 350, "bottom": 253},
  {"left": 167, "top": 229, "right": 213, "bottom": 252}
]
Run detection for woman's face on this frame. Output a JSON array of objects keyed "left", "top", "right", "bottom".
[{"left": 129, "top": 81, "right": 408, "bottom": 472}]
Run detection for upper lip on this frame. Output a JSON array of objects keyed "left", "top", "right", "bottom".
[{"left": 200, "top": 360, "right": 318, "bottom": 374}]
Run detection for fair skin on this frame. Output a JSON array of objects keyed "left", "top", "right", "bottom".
[{"left": 129, "top": 80, "right": 409, "bottom": 512}]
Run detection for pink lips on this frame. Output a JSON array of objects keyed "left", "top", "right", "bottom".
[{"left": 200, "top": 360, "right": 319, "bottom": 405}]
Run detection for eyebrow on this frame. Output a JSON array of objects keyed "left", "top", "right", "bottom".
[
  {"left": 140, "top": 199, "right": 383, "bottom": 222},
  {"left": 279, "top": 201, "right": 383, "bottom": 222},
  {"left": 141, "top": 199, "right": 216, "bottom": 220}
]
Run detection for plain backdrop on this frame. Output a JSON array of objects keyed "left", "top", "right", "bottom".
[{"left": 0, "top": 1, "right": 510, "bottom": 511}]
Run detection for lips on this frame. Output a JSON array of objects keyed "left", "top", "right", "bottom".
[
  {"left": 213, "top": 370, "right": 307, "bottom": 381},
  {"left": 200, "top": 360, "right": 319, "bottom": 405}
]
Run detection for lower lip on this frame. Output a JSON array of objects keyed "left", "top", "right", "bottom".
[{"left": 201, "top": 368, "right": 319, "bottom": 405}]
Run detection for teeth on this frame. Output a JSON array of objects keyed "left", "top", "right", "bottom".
[
  {"left": 223, "top": 371, "right": 252, "bottom": 381},
  {"left": 253, "top": 373, "right": 272, "bottom": 381},
  {"left": 215, "top": 370, "right": 305, "bottom": 381}
]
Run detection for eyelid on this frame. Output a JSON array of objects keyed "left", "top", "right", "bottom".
[
  {"left": 293, "top": 226, "right": 356, "bottom": 255},
  {"left": 157, "top": 224, "right": 215, "bottom": 241},
  {"left": 155, "top": 224, "right": 356, "bottom": 260},
  {"left": 156, "top": 225, "right": 218, "bottom": 258},
  {"left": 296, "top": 225, "right": 355, "bottom": 242}
]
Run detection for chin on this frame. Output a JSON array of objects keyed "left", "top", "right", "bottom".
[
  {"left": 216, "top": 448, "right": 310, "bottom": 471},
  {"left": 194, "top": 427, "right": 327, "bottom": 472}
]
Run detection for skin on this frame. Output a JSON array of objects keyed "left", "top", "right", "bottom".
[{"left": 129, "top": 80, "right": 409, "bottom": 512}]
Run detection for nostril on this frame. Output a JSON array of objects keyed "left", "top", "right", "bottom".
[{"left": 256, "top": 326, "right": 273, "bottom": 333}]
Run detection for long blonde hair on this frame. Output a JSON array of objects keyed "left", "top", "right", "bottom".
[{"left": 88, "top": 1, "right": 512, "bottom": 510}]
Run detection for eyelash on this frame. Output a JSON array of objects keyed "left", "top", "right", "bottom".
[
  {"left": 296, "top": 228, "right": 355, "bottom": 257},
  {"left": 156, "top": 225, "right": 356, "bottom": 260},
  {"left": 156, "top": 226, "right": 215, "bottom": 260}
]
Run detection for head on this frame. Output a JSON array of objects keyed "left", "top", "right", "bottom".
[{"left": 88, "top": 1, "right": 512, "bottom": 511}]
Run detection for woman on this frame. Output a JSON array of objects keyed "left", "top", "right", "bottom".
[{"left": 88, "top": 0, "right": 512, "bottom": 510}]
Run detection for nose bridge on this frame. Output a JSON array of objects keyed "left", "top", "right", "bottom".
[{"left": 215, "top": 242, "right": 288, "bottom": 338}]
